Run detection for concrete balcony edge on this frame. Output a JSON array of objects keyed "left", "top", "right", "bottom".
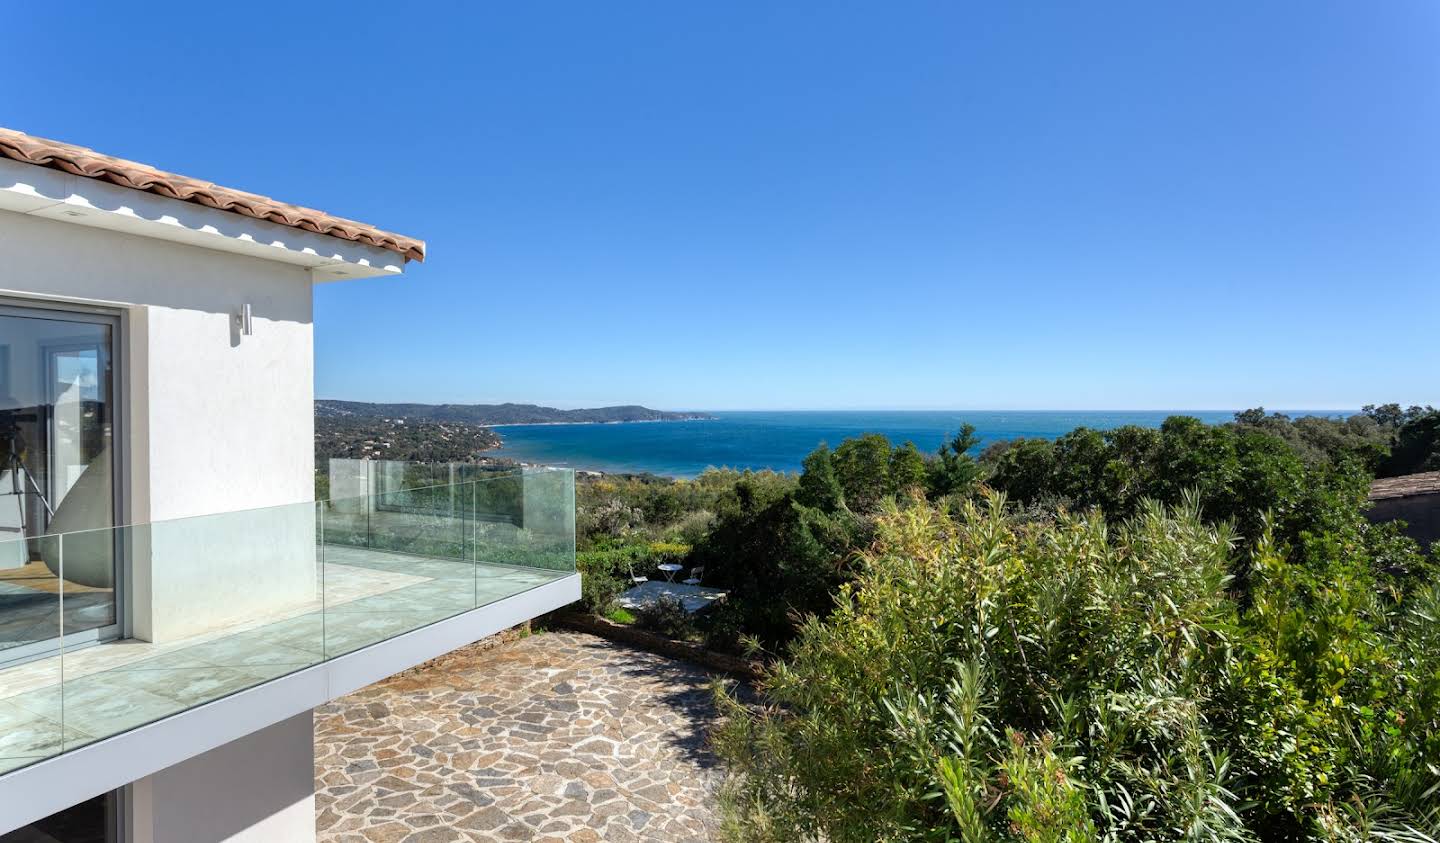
[{"left": 0, "top": 572, "right": 581, "bottom": 834}]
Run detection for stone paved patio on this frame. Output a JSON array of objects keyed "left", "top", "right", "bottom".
[{"left": 315, "top": 631, "right": 727, "bottom": 842}]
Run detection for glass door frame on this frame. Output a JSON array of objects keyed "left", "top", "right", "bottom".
[{"left": 0, "top": 297, "right": 128, "bottom": 663}]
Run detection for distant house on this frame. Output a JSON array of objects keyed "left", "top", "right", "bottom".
[
  {"left": 0, "top": 128, "right": 578, "bottom": 842},
  {"left": 1368, "top": 470, "right": 1440, "bottom": 553}
]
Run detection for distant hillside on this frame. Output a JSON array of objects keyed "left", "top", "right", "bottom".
[
  {"left": 315, "top": 400, "right": 713, "bottom": 425},
  {"left": 315, "top": 416, "right": 500, "bottom": 463}
]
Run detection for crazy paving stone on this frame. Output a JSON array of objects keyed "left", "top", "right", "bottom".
[{"left": 316, "top": 632, "right": 725, "bottom": 841}]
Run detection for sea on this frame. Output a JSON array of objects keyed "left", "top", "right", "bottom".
[{"left": 487, "top": 409, "right": 1348, "bottom": 479}]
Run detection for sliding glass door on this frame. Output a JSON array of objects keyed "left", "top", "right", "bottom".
[{"left": 0, "top": 304, "right": 119, "bottom": 663}]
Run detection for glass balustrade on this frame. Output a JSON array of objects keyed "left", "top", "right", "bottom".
[{"left": 0, "top": 468, "right": 575, "bottom": 774}]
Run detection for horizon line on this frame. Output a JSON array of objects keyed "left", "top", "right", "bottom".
[{"left": 319, "top": 398, "right": 1381, "bottom": 416}]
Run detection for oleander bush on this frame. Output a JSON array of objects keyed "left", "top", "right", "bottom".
[{"left": 713, "top": 493, "right": 1440, "bottom": 843}]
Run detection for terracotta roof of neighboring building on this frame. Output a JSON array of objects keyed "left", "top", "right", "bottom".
[
  {"left": 0, "top": 127, "right": 425, "bottom": 262},
  {"left": 1370, "top": 471, "right": 1440, "bottom": 501}
]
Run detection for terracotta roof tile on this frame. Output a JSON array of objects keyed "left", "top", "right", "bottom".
[
  {"left": 0, "top": 127, "right": 425, "bottom": 262},
  {"left": 1369, "top": 471, "right": 1440, "bottom": 501}
]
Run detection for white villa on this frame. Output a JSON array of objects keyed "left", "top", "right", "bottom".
[{"left": 0, "top": 129, "right": 579, "bottom": 842}]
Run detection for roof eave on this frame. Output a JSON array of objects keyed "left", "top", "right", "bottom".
[{"left": 0, "top": 158, "right": 407, "bottom": 281}]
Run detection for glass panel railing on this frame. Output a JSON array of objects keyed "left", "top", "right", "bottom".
[
  {"left": 320, "top": 480, "right": 473, "bottom": 657},
  {"left": 0, "top": 467, "right": 575, "bottom": 775},
  {"left": 0, "top": 534, "right": 62, "bottom": 774},
  {"left": 472, "top": 468, "right": 577, "bottom": 606},
  {"left": 58, "top": 507, "right": 326, "bottom": 748}
]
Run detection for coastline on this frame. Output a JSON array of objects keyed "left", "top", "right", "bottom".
[
  {"left": 475, "top": 451, "right": 690, "bottom": 480},
  {"left": 485, "top": 417, "right": 713, "bottom": 429},
  {"left": 479, "top": 416, "right": 716, "bottom": 479}
]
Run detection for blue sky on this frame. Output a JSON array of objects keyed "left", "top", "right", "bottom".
[{"left": 5, "top": 2, "right": 1437, "bottom": 411}]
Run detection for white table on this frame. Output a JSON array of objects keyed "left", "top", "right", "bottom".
[{"left": 656, "top": 563, "right": 683, "bottom": 582}]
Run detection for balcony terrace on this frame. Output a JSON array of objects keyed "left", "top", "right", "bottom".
[{"left": 0, "top": 466, "right": 578, "bottom": 781}]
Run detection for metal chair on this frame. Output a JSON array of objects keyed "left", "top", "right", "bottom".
[{"left": 682, "top": 565, "right": 704, "bottom": 586}]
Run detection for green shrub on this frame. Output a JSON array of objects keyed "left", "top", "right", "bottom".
[
  {"left": 701, "top": 601, "right": 746, "bottom": 653},
  {"left": 579, "top": 567, "right": 624, "bottom": 615},
  {"left": 576, "top": 469, "right": 795, "bottom": 550},
  {"left": 577, "top": 543, "right": 645, "bottom": 614},
  {"left": 671, "top": 508, "right": 718, "bottom": 546},
  {"left": 692, "top": 492, "right": 863, "bottom": 648},
  {"left": 635, "top": 595, "right": 696, "bottom": 640},
  {"left": 713, "top": 493, "right": 1440, "bottom": 842}
]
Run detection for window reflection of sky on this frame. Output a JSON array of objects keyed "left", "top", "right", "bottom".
[{"left": 54, "top": 353, "right": 101, "bottom": 401}]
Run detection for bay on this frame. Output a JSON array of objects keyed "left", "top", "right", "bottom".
[{"left": 487, "top": 409, "right": 1347, "bottom": 478}]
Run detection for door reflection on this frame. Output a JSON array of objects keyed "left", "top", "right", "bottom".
[{"left": 0, "top": 311, "right": 116, "bottom": 661}]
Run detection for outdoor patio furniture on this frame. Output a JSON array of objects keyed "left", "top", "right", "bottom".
[
  {"left": 627, "top": 562, "right": 648, "bottom": 585},
  {"left": 616, "top": 579, "right": 729, "bottom": 614},
  {"left": 682, "top": 565, "right": 704, "bottom": 586},
  {"left": 656, "top": 563, "right": 682, "bottom": 582}
]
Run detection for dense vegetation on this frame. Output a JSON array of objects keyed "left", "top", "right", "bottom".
[
  {"left": 577, "top": 406, "right": 1438, "bottom": 645},
  {"left": 569, "top": 405, "right": 1440, "bottom": 841},
  {"left": 714, "top": 495, "right": 1439, "bottom": 841},
  {"left": 315, "top": 415, "right": 500, "bottom": 463}
]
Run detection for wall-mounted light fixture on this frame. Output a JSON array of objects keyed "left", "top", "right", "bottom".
[{"left": 235, "top": 303, "right": 253, "bottom": 336}]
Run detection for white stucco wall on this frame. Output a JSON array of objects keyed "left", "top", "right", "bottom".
[
  {"left": 0, "top": 208, "right": 317, "bottom": 640},
  {"left": 129, "top": 711, "right": 316, "bottom": 843}
]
